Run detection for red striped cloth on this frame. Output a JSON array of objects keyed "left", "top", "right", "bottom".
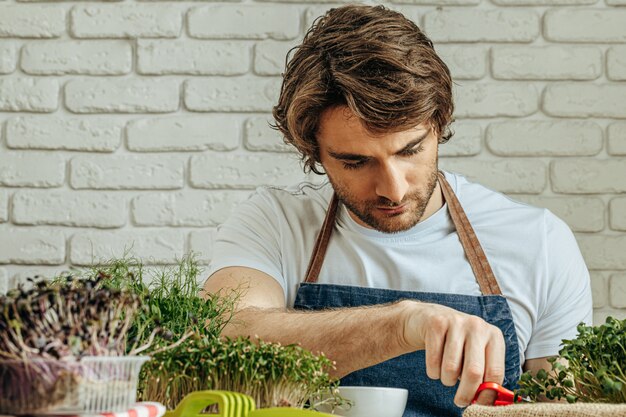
[
  {"left": 0, "top": 402, "right": 167, "bottom": 417},
  {"left": 91, "top": 402, "right": 166, "bottom": 417}
]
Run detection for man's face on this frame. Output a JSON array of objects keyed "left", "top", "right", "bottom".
[{"left": 317, "top": 106, "right": 440, "bottom": 234}]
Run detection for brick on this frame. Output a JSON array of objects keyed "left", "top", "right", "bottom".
[
  {"left": 593, "top": 309, "right": 626, "bottom": 326},
  {"left": 245, "top": 116, "right": 293, "bottom": 152},
  {"left": 70, "top": 230, "right": 184, "bottom": 266},
  {"left": 71, "top": 155, "right": 184, "bottom": 190},
  {"left": 436, "top": 45, "right": 487, "bottom": 80},
  {"left": 185, "top": 78, "right": 280, "bottom": 112},
  {"left": 454, "top": 83, "right": 538, "bottom": 118},
  {"left": 127, "top": 115, "right": 239, "bottom": 152},
  {"left": 66, "top": 79, "right": 179, "bottom": 114},
  {"left": 0, "top": 153, "right": 64, "bottom": 187},
  {"left": 609, "top": 198, "right": 626, "bottom": 231},
  {"left": 188, "top": 5, "right": 299, "bottom": 40},
  {"left": 0, "top": 6, "right": 65, "bottom": 38},
  {"left": 0, "top": 229, "right": 64, "bottom": 265},
  {"left": 438, "top": 159, "right": 546, "bottom": 193},
  {"left": 609, "top": 273, "right": 626, "bottom": 308},
  {"left": 188, "top": 229, "right": 216, "bottom": 265},
  {"left": 10, "top": 268, "right": 66, "bottom": 291},
  {"left": 424, "top": 10, "right": 539, "bottom": 43},
  {"left": 138, "top": 40, "right": 249, "bottom": 75},
  {"left": 190, "top": 153, "right": 307, "bottom": 189},
  {"left": 608, "top": 123, "right": 626, "bottom": 155},
  {"left": 7, "top": 116, "right": 122, "bottom": 151},
  {"left": 577, "top": 235, "right": 626, "bottom": 270},
  {"left": 257, "top": 0, "right": 354, "bottom": 2},
  {"left": 439, "top": 122, "right": 481, "bottom": 157},
  {"left": 545, "top": 10, "right": 626, "bottom": 42},
  {"left": 0, "top": 78, "right": 58, "bottom": 112},
  {"left": 13, "top": 190, "right": 126, "bottom": 228},
  {"left": 391, "top": 0, "right": 479, "bottom": 4},
  {"left": 493, "top": 0, "right": 597, "bottom": 4},
  {"left": 0, "top": 189, "right": 7, "bottom": 222},
  {"left": 131, "top": 191, "right": 250, "bottom": 226},
  {"left": 551, "top": 159, "right": 626, "bottom": 193},
  {"left": 22, "top": 40, "right": 132, "bottom": 75},
  {"left": 0, "top": 268, "right": 6, "bottom": 294},
  {"left": 513, "top": 196, "right": 604, "bottom": 233},
  {"left": 19, "top": 0, "right": 121, "bottom": 2},
  {"left": 254, "top": 40, "right": 298, "bottom": 76},
  {"left": 492, "top": 46, "right": 601, "bottom": 80},
  {"left": 607, "top": 46, "right": 626, "bottom": 81},
  {"left": 0, "top": 41, "right": 17, "bottom": 74},
  {"left": 486, "top": 121, "right": 602, "bottom": 156},
  {"left": 590, "top": 272, "right": 607, "bottom": 309},
  {"left": 71, "top": 5, "right": 182, "bottom": 38},
  {"left": 544, "top": 84, "right": 626, "bottom": 118}
]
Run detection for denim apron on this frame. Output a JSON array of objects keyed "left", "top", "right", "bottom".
[{"left": 294, "top": 172, "right": 521, "bottom": 417}]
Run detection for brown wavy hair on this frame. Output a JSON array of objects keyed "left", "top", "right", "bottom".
[{"left": 272, "top": 5, "right": 454, "bottom": 174}]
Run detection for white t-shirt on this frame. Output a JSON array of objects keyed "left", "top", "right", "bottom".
[{"left": 207, "top": 171, "right": 593, "bottom": 366}]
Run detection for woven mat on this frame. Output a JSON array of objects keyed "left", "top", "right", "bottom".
[{"left": 463, "top": 403, "right": 626, "bottom": 417}]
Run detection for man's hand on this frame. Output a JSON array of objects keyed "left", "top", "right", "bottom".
[{"left": 398, "top": 300, "right": 505, "bottom": 408}]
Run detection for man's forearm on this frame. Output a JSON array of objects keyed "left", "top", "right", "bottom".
[{"left": 221, "top": 301, "right": 418, "bottom": 378}]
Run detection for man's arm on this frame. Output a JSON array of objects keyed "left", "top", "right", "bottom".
[
  {"left": 523, "top": 357, "right": 552, "bottom": 374},
  {"left": 204, "top": 266, "right": 505, "bottom": 407},
  {"left": 524, "top": 357, "right": 570, "bottom": 402}
]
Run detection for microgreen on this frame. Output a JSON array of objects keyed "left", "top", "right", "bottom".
[
  {"left": 141, "top": 335, "right": 340, "bottom": 410},
  {"left": 88, "top": 254, "right": 343, "bottom": 410},
  {"left": 0, "top": 274, "right": 145, "bottom": 413},
  {"left": 516, "top": 317, "right": 626, "bottom": 403},
  {"left": 0, "top": 274, "right": 141, "bottom": 360}
]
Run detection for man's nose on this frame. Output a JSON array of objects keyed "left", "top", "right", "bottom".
[{"left": 375, "top": 162, "right": 409, "bottom": 204}]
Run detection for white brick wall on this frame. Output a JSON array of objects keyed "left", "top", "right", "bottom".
[
  {"left": 0, "top": 6, "right": 65, "bottom": 38},
  {"left": 7, "top": 116, "right": 123, "bottom": 151},
  {"left": 126, "top": 115, "right": 240, "bottom": 151},
  {"left": 1, "top": 0, "right": 625, "bottom": 321},
  {"left": 22, "top": 41, "right": 132, "bottom": 75},
  {"left": 65, "top": 79, "right": 180, "bottom": 113},
  {"left": 71, "top": 5, "right": 183, "bottom": 39},
  {"left": 0, "top": 78, "right": 58, "bottom": 112},
  {"left": 0, "top": 42, "right": 18, "bottom": 74}
]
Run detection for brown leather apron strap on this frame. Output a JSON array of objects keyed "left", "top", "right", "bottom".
[
  {"left": 304, "top": 193, "right": 339, "bottom": 283},
  {"left": 304, "top": 173, "right": 502, "bottom": 296},
  {"left": 437, "top": 172, "right": 502, "bottom": 295}
]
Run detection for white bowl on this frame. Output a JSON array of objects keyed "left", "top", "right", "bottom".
[{"left": 317, "top": 386, "right": 408, "bottom": 417}]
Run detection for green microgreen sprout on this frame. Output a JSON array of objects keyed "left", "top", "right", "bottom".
[
  {"left": 0, "top": 274, "right": 145, "bottom": 413},
  {"left": 515, "top": 317, "right": 626, "bottom": 404},
  {"left": 89, "top": 253, "right": 344, "bottom": 410}
]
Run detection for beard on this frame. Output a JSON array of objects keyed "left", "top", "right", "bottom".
[{"left": 328, "top": 169, "right": 440, "bottom": 234}]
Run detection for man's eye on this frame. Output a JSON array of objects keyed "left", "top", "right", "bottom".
[
  {"left": 342, "top": 160, "right": 366, "bottom": 170},
  {"left": 399, "top": 144, "right": 424, "bottom": 156}
]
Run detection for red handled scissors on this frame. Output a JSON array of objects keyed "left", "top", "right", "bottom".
[{"left": 471, "top": 382, "right": 530, "bottom": 406}]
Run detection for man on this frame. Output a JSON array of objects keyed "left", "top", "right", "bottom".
[{"left": 203, "top": 5, "right": 592, "bottom": 417}]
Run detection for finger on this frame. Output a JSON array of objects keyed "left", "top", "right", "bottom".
[
  {"left": 475, "top": 389, "right": 498, "bottom": 406},
  {"left": 424, "top": 318, "right": 446, "bottom": 380},
  {"left": 454, "top": 333, "right": 486, "bottom": 407},
  {"left": 440, "top": 326, "right": 464, "bottom": 387},
  {"left": 473, "top": 328, "right": 506, "bottom": 406},
  {"left": 483, "top": 328, "right": 506, "bottom": 385}
]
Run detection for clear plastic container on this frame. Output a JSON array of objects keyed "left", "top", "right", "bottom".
[{"left": 0, "top": 356, "right": 150, "bottom": 415}]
